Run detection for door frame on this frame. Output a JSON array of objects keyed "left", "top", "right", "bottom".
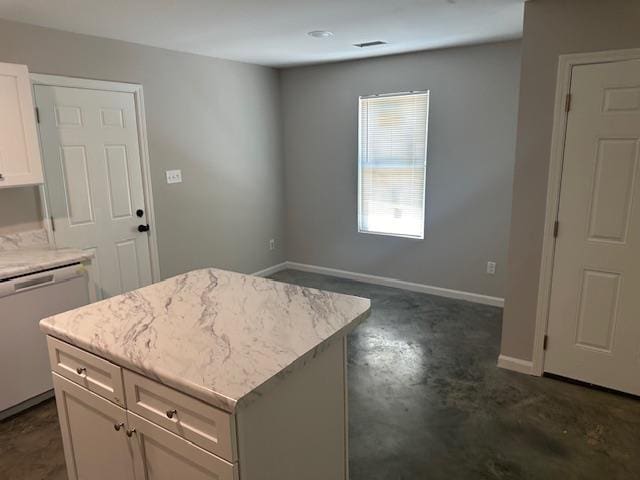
[
  {"left": 30, "top": 73, "right": 161, "bottom": 284},
  {"left": 533, "top": 47, "right": 640, "bottom": 376}
]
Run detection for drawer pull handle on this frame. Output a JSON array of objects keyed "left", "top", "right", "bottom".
[
  {"left": 114, "top": 422, "right": 125, "bottom": 431},
  {"left": 126, "top": 428, "right": 136, "bottom": 437},
  {"left": 166, "top": 409, "right": 178, "bottom": 419},
  {"left": 76, "top": 367, "right": 87, "bottom": 375}
]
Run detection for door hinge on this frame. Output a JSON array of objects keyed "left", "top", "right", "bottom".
[
  {"left": 35, "top": 107, "right": 40, "bottom": 123},
  {"left": 553, "top": 220, "right": 559, "bottom": 238},
  {"left": 565, "top": 94, "right": 572, "bottom": 113},
  {"left": 543, "top": 334, "right": 549, "bottom": 351},
  {"left": 50, "top": 216, "right": 56, "bottom": 232}
]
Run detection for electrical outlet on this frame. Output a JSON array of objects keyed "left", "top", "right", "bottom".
[
  {"left": 166, "top": 169, "right": 182, "bottom": 184},
  {"left": 269, "top": 239, "right": 275, "bottom": 251},
  {"left": 486, "top": 261, "right": 496, "bottom": 275}
]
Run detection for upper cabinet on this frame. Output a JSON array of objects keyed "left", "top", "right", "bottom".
[{"left": 0, "top": 62, "right": 43, "bottom": 188}]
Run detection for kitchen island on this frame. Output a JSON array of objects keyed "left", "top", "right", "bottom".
[{"left": 40, "top": 268, "right": 370, "bottom": 480}]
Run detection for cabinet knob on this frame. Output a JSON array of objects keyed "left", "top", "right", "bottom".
[
  {"left": 114, "top": 422, "right": 125, "bottom": 431},
  {"left": 0, "top": 173, "right": 4, "bottom": 180},
  {"left": 126, "top": 428, "right": 136, "bottom": 437},
  {"left": 166, "top": 409, "right": 178, "bottom": 419},
  {"left": 76, "top": 367, "right": 87, "bottom": 375}
]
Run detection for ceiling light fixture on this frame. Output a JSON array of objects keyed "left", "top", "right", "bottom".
[{"left": 307, "top": 30, "right": 334, "bottom": 39}]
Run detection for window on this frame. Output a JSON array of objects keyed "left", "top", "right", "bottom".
[{"left": 358, "top": 91, "right": 429, "bottom": 239}]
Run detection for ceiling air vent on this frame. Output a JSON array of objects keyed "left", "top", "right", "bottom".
[{"left": 353, "top": 41, "right": 388, "bottom": 48}]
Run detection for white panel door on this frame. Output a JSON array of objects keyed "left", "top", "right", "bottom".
[
  {"left": 0, "top": 62, "right": 43, "bottom": 187},
  {"left": 35, "top": 85, "right": 152, "bottom": 299},
  {"left": 545, "top": 59, "right": 640, "bottom": 395},
  {"left": 52, "top": 373, "right": 136, "bottom": 480}
]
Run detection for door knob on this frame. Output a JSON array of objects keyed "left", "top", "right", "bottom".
[{"left": 138, "top": 224, "right": 150, "bottom": 233}]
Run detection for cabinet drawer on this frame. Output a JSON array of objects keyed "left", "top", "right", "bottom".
[
  {"left": 47, "top": 336, "right": 125, "bottom": 407},
  {"left": 124, "top": 370, "right": 235, "bottom": 461}
]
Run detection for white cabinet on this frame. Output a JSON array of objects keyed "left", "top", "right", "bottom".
[
  {"left": 53, "top": 372, "right": 235, "bottom": 480},
  {"left": 49, "top": 340, "right": 235, "bottom": 480},
  {"left": 0, "top": 62, "right": 43, "bottom": 187},
  {"left": 48, "top": 336, "right": 348, "bottom": 480},
  {"left": 52, "top": 373, "right": 136, "bottom": 480},
  {"left": 48, "top": 336, "right": 126, "bottom": 407},
  {"left": 129, "top": 412, "right": 236, "bottom": 480},
  {"left": 124, "top": 370, "right": 235, "bottom": 460}
]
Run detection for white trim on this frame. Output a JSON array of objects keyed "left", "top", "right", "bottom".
[
  {"left": 285, "top": 261, "right": 504, "bottom": 307},
  {"left": 251, "top": 262, "right": 288, "bottom": 277},
  {"left": 357, "top": 91, "right": 429, "bottom": 240},
  {"left": 533, "top": 47, "right": 640, "bottom": 376},
  {"left": 30, "top": 73, "right": 162, "bottom": 284},
  {"left": 31, "top": 74, "right": 142, "bottom": 93},
  {"left": 497, "top": 354, "right": 535, "bottom": 376}
]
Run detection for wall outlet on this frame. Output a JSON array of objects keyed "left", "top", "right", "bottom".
[
  {"left": 166, "top": 169, "right": 182, "bottom": 184},
  {"left": 269, "top": 239, "right": 275, "bottom": 251},
  {"left": 486, "top": 261, "right": 497, "bottom": 275}
]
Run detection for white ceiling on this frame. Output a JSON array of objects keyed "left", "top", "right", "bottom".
[{"left": 0, "top": 0, "right": 525, "bottom": 68}]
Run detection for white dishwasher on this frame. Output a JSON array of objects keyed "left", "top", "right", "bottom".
[{"left": 0, "top": 263, "right": 90, "bottom": 419}]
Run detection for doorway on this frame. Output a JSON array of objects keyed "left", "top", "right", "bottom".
[
  {"left": 32, "top": 75, "right": 160, "bottom": 300},
  {"left": 537, "top": 50, "right": 640, "bottom": 396}
]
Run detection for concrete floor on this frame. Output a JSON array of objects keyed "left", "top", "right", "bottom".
[{"left": 2, "top": 269, "right": 639, "bottom": 479}]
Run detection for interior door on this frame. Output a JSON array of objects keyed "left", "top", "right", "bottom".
[
  {"left": 34, "top": 85, "right": 152, "bottom": 299},
  {"left": 545, "top": 58, "right": 640, "bottom": 395},
  {"left": 52, "top": 373, "right": 136, "bottom": 480}
]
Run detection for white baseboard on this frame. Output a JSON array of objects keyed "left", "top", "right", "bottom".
[
  {"left": 251, "top": 260, "right": 504, "bottom": 307},
  {"left": 251, "top": 262, "right": 288, "bottom": 277},
  {"left": 284, "top": 261, "right": 504, "bottom": 307},
  {"left": 497, "top": 354, "right": 535, "bottom": 375}
]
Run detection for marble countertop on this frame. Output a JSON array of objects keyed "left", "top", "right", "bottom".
[
  {"left": 0, "top": 248, "right": 94, "bottom": 281},
  {"left": 0, "top": 228, "right": 93, "bottom": 281},
  {"left": 40, "top": 268, "right": 371, "bottom": 413}
]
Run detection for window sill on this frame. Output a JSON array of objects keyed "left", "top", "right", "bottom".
[{"left": 358, "top": 229, "right": 424, "bottom": 240}]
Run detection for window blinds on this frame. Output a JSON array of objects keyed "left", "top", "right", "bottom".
[{"left": 358, "top": 91, "right": 429, "bottom": 239}]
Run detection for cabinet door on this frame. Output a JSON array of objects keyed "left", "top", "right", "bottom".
[
  {"left": 52, "top": 373, "right": 136, "bottom": 480},
  {"left": 0, "top": 62, "right": 43, "bottom": 187},
  {"left": 128, "top": 412, "right": 236, "bottom": 480}
]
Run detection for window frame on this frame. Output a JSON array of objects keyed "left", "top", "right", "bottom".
[{"left": 357, "top": 90, "right": 430, "bottom": 240}]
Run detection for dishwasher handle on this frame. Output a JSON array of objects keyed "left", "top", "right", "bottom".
[
  {"left": 14, "top": 274, "right": 55, "bottom": 291},
  {"left": 0, "top": 264, "right": 87, "bottom": 298}
]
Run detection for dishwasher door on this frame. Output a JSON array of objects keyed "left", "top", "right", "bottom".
[{"left": 0, "top": 264, "right": 90, "bottom": 419}]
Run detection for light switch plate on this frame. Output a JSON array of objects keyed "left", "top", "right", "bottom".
[{"left": 166, "top": 169, "right": 182, "bottom": 184}]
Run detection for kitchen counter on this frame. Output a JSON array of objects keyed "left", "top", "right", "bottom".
[
  {"left": 0, "top": 229, "right": 93, "bottom": 281},
  {"left": 0, "top": 247, "right": 94, "bottom": 281},
  {"left": 40, "top": 268, "right": 371, "bottom": 413}
]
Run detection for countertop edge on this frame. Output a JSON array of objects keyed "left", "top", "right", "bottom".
[
  {"left": 0, "top": 250, "right": 94, "bottom": 282},
  {"left": 39, "top": 303, "right": 371, "bottom": 414}
]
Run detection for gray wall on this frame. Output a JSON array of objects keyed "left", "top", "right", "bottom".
[
  {"left": 0, "top": 187, "right": 42, "bottom": 234},
  {"left": 0, "top": 19, "right": 285, "bottom": 278},
  {"left": 280, "top": 41, "right": 521, "bottom": 298},
  {"left": 501, "top": 0, "right": 640, "bottom": 361}
]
